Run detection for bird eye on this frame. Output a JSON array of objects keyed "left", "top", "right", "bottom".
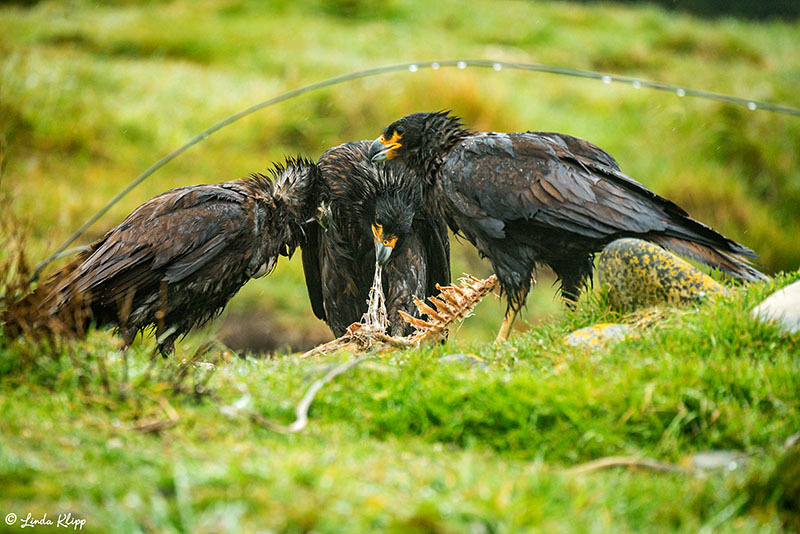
[
  {"left": 395, "top": 125, "right": 405, "bottom": 136},
  {"left": 383, "top": 239, "right": 390, "bottom": 246}
]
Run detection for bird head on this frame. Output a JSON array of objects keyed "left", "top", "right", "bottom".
[
  {"left": 368, "top": 113, "right": 426, "bottom": 162},
  {"left": 266, "top": 156, "right": 321, "bottom": 253},
  {"left": 368, "top": 111, "right": 466, "bottom": 164},
  {"left": 317, "top": 149, "right": 422, "bottom": 267},
  {"left": 270, "top": 156, "right": 319, "bottom": 213},
  {"left": 356, "top": 160, "right": 422, "bottom": 267},
  {"left": 371, "top": 190, "right": 417, "bottom": 266}
]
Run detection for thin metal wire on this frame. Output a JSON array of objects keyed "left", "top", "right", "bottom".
[{"left": 27, "top": 59, "right": 800, "bottom": 283}]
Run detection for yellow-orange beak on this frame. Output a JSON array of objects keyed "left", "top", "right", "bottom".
[
  {"left": 369, "top": 132, "right": 402, "bottom": 162},
  {"left": 371, "top": 223, "right": 398, "bottom": 265}
]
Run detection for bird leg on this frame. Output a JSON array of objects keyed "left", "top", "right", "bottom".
[
  {"left": 495, "top": 307, "right": 518, "bottom": 344},
  {"left": 495, "top": 283, "right": 530, "bottom": 343},
  {"left": 155, "top": 327, "right": 177, "bottom": 358}
]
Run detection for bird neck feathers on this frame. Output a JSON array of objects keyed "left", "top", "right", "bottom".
[{"left": 410, "top": 113, "right": 471, "bottom": 185}]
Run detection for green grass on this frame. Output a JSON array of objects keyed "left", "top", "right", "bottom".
[
  {"left": 1, "top": 0, "right": 800, "bottom": 531},
  {"left": 1, "top": 273, "right": 799, "bottom": 533}
]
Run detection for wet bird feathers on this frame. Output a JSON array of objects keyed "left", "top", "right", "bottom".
[
  {"left": 372, "top": 111, "right": 765, "bottom": 317},
  {"left": 439, "top": 131, "right": 761, "bottom": 276},
  {"left": 17, "top": 158, "right": 319, "bottom": 354},
  {"left": 302, "top": 141, "right": 450, "bottom": 337}
]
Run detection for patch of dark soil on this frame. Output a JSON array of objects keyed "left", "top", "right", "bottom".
[{"left": 217, "top": 307, "right": 332, "bottom": 356}]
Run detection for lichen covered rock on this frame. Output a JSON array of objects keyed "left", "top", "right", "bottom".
[
  {"left": 564, "top": 323, "right": 632, "bottom": 349},
  {"left": 597, "top": 238, "right": 725, "bottom": 312}
]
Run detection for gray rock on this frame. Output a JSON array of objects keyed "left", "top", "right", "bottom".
[{"left": 752, "top": 280, "right": 800, "bottom": 335}]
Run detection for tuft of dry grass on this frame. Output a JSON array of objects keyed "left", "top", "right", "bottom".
[{"left": 0, "top": 191, "right": 96, "bottom": 345}]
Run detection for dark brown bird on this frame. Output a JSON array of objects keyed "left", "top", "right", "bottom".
[
  {"left": 3, "top": 157, "right": 319, "bottom": 354},
  {"left": 369, "top": 111, "right": 766, "bottom": 342},
  {"left": 302, "top": 141, "right": 450, "bottom": 336}
]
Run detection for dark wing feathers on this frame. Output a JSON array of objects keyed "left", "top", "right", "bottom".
[
  {"left": 307, "top": 141, "right": 378, "bottom": 334},
  {"left": 529, "top": 134, "right": 761, "bottom": 261},
  {"left": 6, "top": 162, "right": 324, "bottom": 353},
  {"left": 301, "top": 223, "right": 327, "bottom": 322},
  {"left": 163, "top": 233, "right": 231, "bottom": 283},
  {"left": 418, "top": 215, "right": 452, "bottom": 298},
  {"left": 528, "top": 131, "right": 621, "bottom": 171},
  {"left": 648, "top": 235, "right": 767, "bottom": 282},
  {"left": 443, "top": 133, "right": 758, "bottom": 264},
  {"left": 308, "top": 140, "right": 451, "bottom": 336},
  {"left": 68, "top": 185, "right": 251, "bottom": 303},
  {"left": 317, "top": 140, "right": 374, "bottom": 207},
  {"left": 384, "top": 232, "right": 428, "bottom": 336}
]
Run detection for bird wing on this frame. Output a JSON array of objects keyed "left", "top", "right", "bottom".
[
  {"left": 318, "top": 140, "right": 373, "bottom": 208},
  {"left": 70, "top": 184, "right": 253, "bottom": 303},
  {"left": 526, "top": 131, "right": 621, "bottom": 171},
  {"left": 384, "top": 231, "right": 428, "bottom": 336},
  {"left": 415, "top": 212, "right": 451, "bottom": 297},
  {"left": 440, "top": 132, "right": 758, "bottom": 258},
  {"left": 301, "top": 222, "right": 327, "bottom": 321}
]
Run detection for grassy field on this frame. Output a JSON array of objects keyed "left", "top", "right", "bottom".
[
  {"left": 1, "top": 0, "right": 800, "bottom": 532},
  {"left": 1, "top": 273, "right": 799, "bottom": 533}
]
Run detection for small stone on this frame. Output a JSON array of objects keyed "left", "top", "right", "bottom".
[
  {"left": 784, "top": 431, "right": 800, "bottom": 449},
  {"left": 437, "top": 353, "right": 488, "bottom": 368},
  {"left": 597, "top": 238, "right": 725, "bottom": 312},
  {"left": 751, "top": 280, "right": 800, "bottom": 335},
  {"left": 565, "top": 323, "right": 631, "bottom": 348},
  {"left": 689, "top": 450, "right": 747, "bottom": 471}
]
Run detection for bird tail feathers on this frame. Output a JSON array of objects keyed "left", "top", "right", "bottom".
[
  {"left": 1, "top": 254, "right": 93, "bottom": 339},
  {"left": 649, "top": 235, "right": 768, "bottom": 282}
]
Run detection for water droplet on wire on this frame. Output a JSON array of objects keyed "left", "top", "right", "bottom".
[
  {"left": 431, "top": 62, "right": 440, "bottom": 70},
  {"left": 493, "top": 63, "right": 502, "bottom": 71},
  {"left": 747, "top": 101, "right": 757, "bottom": 110},
  {"left": 602, "top": 75, "right": 612, "bottom": 84},
  {"left": 457, "top": 61, "right": 467, "bottom": 69},
  {"left": 676, "top": 88, "right": 686, "bottom": 97},
  {"left": 409, "top": 64, "right": 418, "bottom": 73},
  {"left": 632, "top": 80, "right": 642, "bottom": 89}
]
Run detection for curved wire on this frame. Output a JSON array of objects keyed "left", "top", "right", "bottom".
[{"left": 27, "top": 59, "right": 800, "bottom": 283}]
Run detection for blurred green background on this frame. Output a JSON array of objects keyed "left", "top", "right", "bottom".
[{"left": 1, "top": 0, "right": 798, "bottom": 352}]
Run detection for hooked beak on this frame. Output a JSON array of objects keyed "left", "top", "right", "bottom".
[
  {"left": 368, "top": 137, "right": 389, "bottom": 162},
  {"left": 375, "top": 240, "right": 393, "bottom": 266},
  {"left": 369, "top": 132, "right": 401, "bottom": 162},
  {"left": 372, "top": 222, "right": 397, "bottom": 265}
]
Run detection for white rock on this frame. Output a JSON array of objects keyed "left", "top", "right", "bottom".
[
  {"left": 689, "top": 450, "right": 747, "bottom": 471},
  {"left": 752, "top": 280, "right": 800, "bottom": 335}
]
